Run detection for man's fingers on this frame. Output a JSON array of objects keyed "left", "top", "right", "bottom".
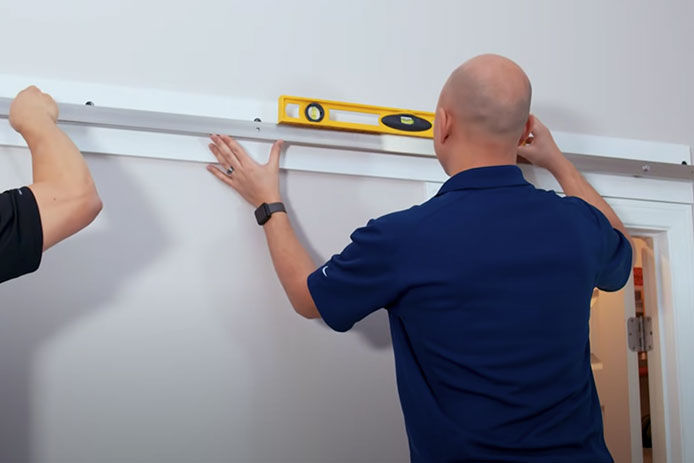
[
  {"left": 517, "top": 154, "right": 532, "bottom": 165},
  {"left": 517, "top": 143, "right": 535, "bottom": 158},
  {"left": 207, "top": 164, "right": 236, "bottom": 188},
  {"left": 209, "top": 143, "right": 241, "bottom": 172},
  {"left": 211, "top": 134, "right": 241, "bottom": 167},
  {"left": 528, "top": 115, "right": 549, "bottom": 137},
  {"left": 267, "top": 140, "right": 284, "bottom": 168},
  {"left": 208, "top": 144, "right": 231, "bottom": 169},
  {"left": 220, "top": 135, "right": 254, "bottom": 165}
]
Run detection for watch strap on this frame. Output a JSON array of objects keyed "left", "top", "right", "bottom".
[{"left": 266, "top": 202, "right": 286, "bottom": 216}]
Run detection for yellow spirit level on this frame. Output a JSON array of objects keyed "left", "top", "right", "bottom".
[{"left": 278, "top": 95, "right": 435, "bottom": 138}]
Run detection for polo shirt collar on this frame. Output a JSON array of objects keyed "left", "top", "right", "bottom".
[{"left": 436, "top": 165, "right": 530, "bottom": 196}]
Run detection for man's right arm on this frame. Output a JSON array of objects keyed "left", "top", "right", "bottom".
[{"left": 9, "top": 86, "right": 102, "bottom": 250}]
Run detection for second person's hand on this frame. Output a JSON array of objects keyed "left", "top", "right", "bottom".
[
  {"left": 9, "top": 86, "right": 59, "bottom": 140},
  {"left": 207, "top": 134, "right": 285, "bottom": 208}
]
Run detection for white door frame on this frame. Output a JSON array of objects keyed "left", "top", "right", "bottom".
[
  {"left": 639, "top": 236, "right": 667, "bottom": 462},
  {"left": 614, "top": 198, "right": 694, "bottom": 463}
]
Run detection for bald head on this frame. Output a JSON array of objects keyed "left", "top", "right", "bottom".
[{"left": 439, "top": 54, "right": 531, "bottom": 140}]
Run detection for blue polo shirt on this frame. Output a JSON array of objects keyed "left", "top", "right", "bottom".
[{"left": 307, "top": 165, "right": 632, "bottom": 463}]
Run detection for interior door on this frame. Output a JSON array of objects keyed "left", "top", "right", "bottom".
[{"left": 590, "top": 276, "right": 642, "bottom": 463}]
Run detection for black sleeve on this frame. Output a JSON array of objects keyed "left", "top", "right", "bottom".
[{"left": 0, "top": 187, "right": 44, "bottom": 283}]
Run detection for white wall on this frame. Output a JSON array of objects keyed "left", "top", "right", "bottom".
[
  {"left": 1, "top": 0, "right": 692, "bottom": 149},
  {"left": 0, "top": 147, "right": 424, "bottom": 462}
]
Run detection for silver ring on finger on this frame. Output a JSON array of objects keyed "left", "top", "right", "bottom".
[{"left": 225, "top": 166, "right": 234, "bottom": 176}]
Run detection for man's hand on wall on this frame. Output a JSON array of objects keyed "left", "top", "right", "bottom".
[{"left": 207, "top": 135, "right": 284, "bottom": 208}]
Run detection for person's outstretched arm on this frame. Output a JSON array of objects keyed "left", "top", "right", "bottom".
[
  {"left": 518, "top": 115, "right": 633, "bottom": 246},
  {"left": 9, "top": 86, "right": 103, "bottom": 250},
  {"left": 206, "top": 134, "right": 320, "bottom": 319}
]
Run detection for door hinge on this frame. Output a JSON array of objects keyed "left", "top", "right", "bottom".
[{"left": 627, "top": 316, "right": 653, "bottom": 352}]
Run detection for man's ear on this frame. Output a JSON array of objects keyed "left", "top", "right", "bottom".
[
  {"left": 518, "top": 114, "right": 534, "bottom": 146},
  {"left": 435, "top": 107, "right": 452, "bottom": 145}
]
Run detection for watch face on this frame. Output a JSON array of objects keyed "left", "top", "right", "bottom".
[{"left": 255, "top": 203, "right": 270, "bottom": 225}]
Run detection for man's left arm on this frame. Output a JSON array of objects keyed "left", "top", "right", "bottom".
[
  {"left": 261, "top": 211, "right": 320, "bottom": 318},
  {"left": 206, "top": 134, "right": 320, "bottom": 319}
]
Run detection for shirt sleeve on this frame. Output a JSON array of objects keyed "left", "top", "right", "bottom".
[
  {"left": 0, "top": 187, "right": 44, "bottom": 283},
  {"left": 567, "top": 197, "right": 632, "bottom": 291},
  {"left": 594, "top": 210, "right": 632, "bottom": 291},
  {"left": 307, "top": 217, "right": 402, "bottom": 332}
]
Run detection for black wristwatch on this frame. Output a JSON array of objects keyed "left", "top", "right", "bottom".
[{"left": 255, "top": 202, "right": 286, "bottom": 225}]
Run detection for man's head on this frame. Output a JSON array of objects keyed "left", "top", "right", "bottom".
[{"left": 433, "top": 54, "right": 533, "bottom": 175}]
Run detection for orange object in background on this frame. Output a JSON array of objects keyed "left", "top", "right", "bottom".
[{"left": 634, "top": 267, "right": 643, "bottom": 286}]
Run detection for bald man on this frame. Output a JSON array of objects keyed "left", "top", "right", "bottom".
[{"left": 207, "top": 54, "right": 632, "bottom": 462}]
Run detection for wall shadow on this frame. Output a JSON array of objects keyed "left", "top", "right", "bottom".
[
  {"left": 279, "top": 173, "right": 392, "bottom": 351},
  {"left": 0, "top": 154, "right": 168, "bottom": 463}
]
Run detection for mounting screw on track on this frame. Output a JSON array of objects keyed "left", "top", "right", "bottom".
[
  {"left": 641, "top": 164, "right": 651, "bottom": 173},
  {"left": 682, "top": 161, "right": 688, "bottom": 165},
  {"left": 253, "top": 118, "right": 261, "bottom": 122},
  {"left": 85, "top": 101, "right": 95, "bottom": 106}
]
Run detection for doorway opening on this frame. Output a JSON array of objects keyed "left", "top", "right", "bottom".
[{"left": 589, "top": 235, "right": 664, "bottom": 463}]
